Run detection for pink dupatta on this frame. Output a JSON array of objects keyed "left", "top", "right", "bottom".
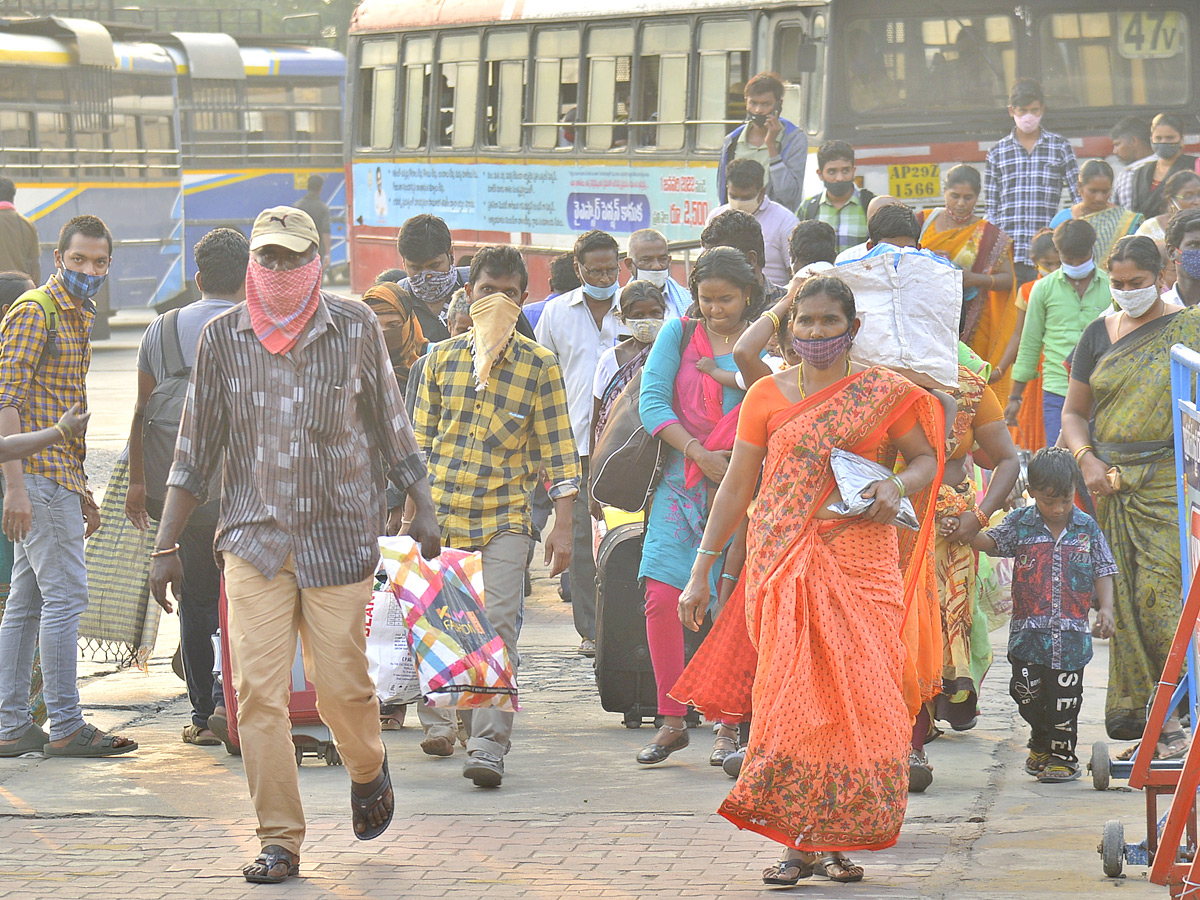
[{"left": 674, "top": 319, "right": 742, "bottom": 489}]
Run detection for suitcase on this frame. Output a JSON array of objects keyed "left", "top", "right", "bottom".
[
  {"left": 216, "top": 580, "right": 344, "bottom": 766},
  {"left": 594, "top": 521, "right": 707, "bottom": 728}
]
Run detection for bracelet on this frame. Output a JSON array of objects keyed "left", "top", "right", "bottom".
[
  {"left": 888, "top": 474, "right": 906, "bottom": 499},
  {"left": 696, "top": 547, "right": 721, "bottom": 557},
  {"left": 762, "top": 310, "right": 781, "bottom": 332},
  {"left": 54, "top": 423, "right": 71, "bottom": 442},
  {"left": 683, "top": 438, "right": 699, "bottom": 459},
  {"left": 1073, "top": 445, "right": 1095, "bottom": 463},
  {"left": 150, "top": 543, "right": 180, "bottom": 558},
  {"left": 721, "top": 573, "right": 739, "bottom": 583},
  {"left": 973, "top": 507, "right": 989, "bottom": 530}
]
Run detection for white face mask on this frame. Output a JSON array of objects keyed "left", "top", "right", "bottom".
[
  {"left": 1111, "top": 284, "right": 1159, "bottom": 318},
  {"left": 728, "top": 196, "right": 762, "bottom": 215},
  {"left": 635, "top": 267, "right": 669, "bottom": 290}
]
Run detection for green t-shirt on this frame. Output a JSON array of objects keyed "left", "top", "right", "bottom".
[{"left": 1012, "top": 267, "right": 1112, "bottom": 397}]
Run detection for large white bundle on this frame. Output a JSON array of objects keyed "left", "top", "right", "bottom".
[{"left": 835, "top": 249, "right": 962, "bottom": 389}]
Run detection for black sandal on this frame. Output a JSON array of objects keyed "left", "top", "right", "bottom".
[
  {"left": 762, "top": 855, "right": 814, "bottom": 885},
  {"left": 243, "top": 845, "right": 299, "bottom": 884},
  {"left": 351, "top": 753, "right": 394, "bottom": 841}
]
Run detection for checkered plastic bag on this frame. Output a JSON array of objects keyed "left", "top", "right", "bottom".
[{"left": 377, "top": 536, "right": 519, "bottom": 712}]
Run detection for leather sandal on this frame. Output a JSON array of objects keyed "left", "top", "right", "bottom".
[
  {"left": 243, "top": 845, "right": 299, "bottom": 884},
  {"left": 636, "top": 724, "right": 689, "bottom": 765},
  {"left": 762, "top": 854, "right": 815, "bottom": 885},
  {"left": 817, "top": 853, "right": 864, "bottom": 883},
  {"left": 710, "top": 726, "right": 739, "bottom": 766},
  {"left": 350, "top": 753, "right": 394, "bottom": 840}
]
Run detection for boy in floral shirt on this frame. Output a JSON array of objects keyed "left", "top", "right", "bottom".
[{"left": 970, "top": 448, "right": 1116, "bottom": 782}]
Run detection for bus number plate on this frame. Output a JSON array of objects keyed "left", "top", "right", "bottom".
[
  {"left": 1118, "top": 11, "right": 1184, "bottom": 59},
  {"left": 888, "top": 164, "right": 940, "bottom": 202}
]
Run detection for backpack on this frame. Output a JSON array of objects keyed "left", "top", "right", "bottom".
[
  {"left": 141, "top": 308, "right": 190, "bottom": 504},
  {"left": 798, "top": 187, "right": 877, "bottom": 222},
  {"left": 1, "top": 290, "right": 61, "bottom": 372}
]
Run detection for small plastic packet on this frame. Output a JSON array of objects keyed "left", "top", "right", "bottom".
[{"left": 826, "top": 448, "right": 920, "bottom": 530}]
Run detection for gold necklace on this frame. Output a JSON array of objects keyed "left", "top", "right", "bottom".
[{"left": 798, "top": 357, "right": 851, "bottom": 399}]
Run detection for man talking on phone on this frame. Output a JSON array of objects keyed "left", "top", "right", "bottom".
[{"left": 717, "top": 72, "right": 808, "bottom": 213}]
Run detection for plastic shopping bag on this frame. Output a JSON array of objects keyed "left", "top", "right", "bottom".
[
  {"left": 826, "top": 448, "right": 920, "bottom": 530},
  {"left": 365, "top": 564, "right": 422, "bottom": 705},
  {"left": 377, "top": 535, "right": 519, "bottom": 712}
]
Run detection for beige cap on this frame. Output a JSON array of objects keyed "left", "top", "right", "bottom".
[{"left": 249, "top": 206, "right": 319, "bottom": 253}]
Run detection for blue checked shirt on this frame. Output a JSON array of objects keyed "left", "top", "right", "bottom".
[{"left": 985, "top": 129, "right": 1081, "bottom": 265}]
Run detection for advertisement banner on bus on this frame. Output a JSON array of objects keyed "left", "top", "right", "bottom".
[{"left": 353, "top": 162, "right": 718, "bottom": 240}]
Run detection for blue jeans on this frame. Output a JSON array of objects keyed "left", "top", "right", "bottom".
[
  {"left": 0, "top": 474, "right": 88, "bottom": 741},
  {"left": 1043, "top": 391, "right": 1066, "bottom": 447}
]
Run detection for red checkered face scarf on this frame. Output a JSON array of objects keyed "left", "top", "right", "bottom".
[{"left": 244, "top": 256, "right": 322, "bottom": 354}]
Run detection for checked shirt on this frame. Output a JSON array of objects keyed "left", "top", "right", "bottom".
[
  {"left": 985, "top": 129, "right": 1081, "bottom": 265},
  {"left": 414, "top": 331, "right": 580, "bottom": 550}
]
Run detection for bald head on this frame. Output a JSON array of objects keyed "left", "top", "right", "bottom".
[{"left": 866, "top": 195, "right": 904, "bottom": 220}]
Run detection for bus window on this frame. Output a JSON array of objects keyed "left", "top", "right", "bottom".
[
  {"left": 246, "top": 83, "right": 291, "bottom": 161},
  {"left": 437, "top": 33, "right": 480, "bottom": 149},
  {"left": 637, "top": 22, "right": 688, "bottom": 151},
  {"left": 0, "top": 110, "right": 35, "bottom": 176},
  {"left": 402, "top": 36, "right": 432, "bottom": 150},
  {"left": 485, "top": 31, "right": 529, "bottom": 150},
  {"left": 1040, "top": 11, "right": 1189, "bottom": 108},
  {"left": 805, "top": 13, "right": 828, "bottom": 135},
  {"left": 585, "top": 26, "right": 632, "bottom": 151},
  {"left": 531, "top": 29, "right": 580, "bottom": 150},
  {"left": 142, "top": 115, "right": 176, "bottom": 176},
  {"left": 35, "top": 111, "right": 70, "bottom": 177},
  {"left": 843, "top": 15, "right": 1015, "bottom": 114},
  {"left": 108, "top": 112, "right": 140, "bottom": 177},
  {"left": 774, "top": 14, "right": 826, "bottom": 137},
  {"left": 294, "top": 83, "right": 342, "bottom": 165},
  {"left": 357, "top": 39, "right": 398, "bottom": 150},
  {"left": 695, "top": 19, "right": 752, "bottom": 151}
]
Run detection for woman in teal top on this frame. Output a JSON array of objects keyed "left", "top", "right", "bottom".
[
  {"left": 1047, "top": 159, "right": 1142, "bottom": 270},
  {"left": 636, "top": 248, "right": 759, "bottom": 768}
]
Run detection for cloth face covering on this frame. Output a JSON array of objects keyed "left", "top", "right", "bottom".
[
  {"left": 59, "top": 268, "right": 106, "bottom": 301},
  {"left": 625, "top": 318, "right": 664, "bottom": 344},
  {"left": 635, "top": 267, "right": 669, "bottom": 289},
  {"left": 409, "top": 267, "right": 457, "bottom": 305},
  {"left": 1111, "top": 285, "right": 1159, "bottom": 318},
  {"left": 362, "top": 282, "right": 425, "bottom": 375},
  {"left": 1153, "top": 141, "right": 1182, "bottom": 160},
  {"left": 824, "top": 180, "right": 855, "bottom": 199},
  {"left": 1014, "top": 113, "right": 1042, "bottom": 134},
  {"left": 729, "top": 196, "right": 763, "bottom": 215},
  {"left": 1060, "top": 258, "right": 1095, "bottom": 279},
  {"left": 244, "top": 256, "right": 322, "bottom": 355},
  {"left": 1179, "top": 249, "right": 1200, "bottom": 280},
  {"left": 792, "top": 329, "right": 854, "bottom": 369},
  {"left": 470, "top": 292, "right": 522, "bottom": 390}
]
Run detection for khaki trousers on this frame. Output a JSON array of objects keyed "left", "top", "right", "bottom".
[{"left": 224, "top": 552, "right": 383, "bottom": 855}]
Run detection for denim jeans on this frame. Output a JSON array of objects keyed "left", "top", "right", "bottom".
[{"left": 0, "top": 474, "right": 88, "bottom": 741}]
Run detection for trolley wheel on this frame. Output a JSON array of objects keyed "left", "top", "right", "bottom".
[
  {"left": 324, "top": 745, "right": 342, "bottom": 766},
  {"left": 1100, "top": 820, "right": 1125, "bottom": 878},
  {"left": 1091, "top": 741, "right": 1111, "bottom": 792},
  {"left": 622, "top": 711, "right": 642, "bottom": 729},
  {"left": 295, "top": 745, "right": 304, "bottom": 767}
]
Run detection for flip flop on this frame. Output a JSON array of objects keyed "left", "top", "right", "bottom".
[
  {"left": 817, "top": 853, "right": 865, "bottom": 883},
  {"left": 351, "top": 753, "right": 394, "bottom": 841},
  {"left": 181, "top": 724, "right": 221, "bottom": 746},
  {"left": 0, "top": 724, "right": 49, "bottom": 758},
  {"left": 43, "top": 723, "right": 137, "bottom": 758}
]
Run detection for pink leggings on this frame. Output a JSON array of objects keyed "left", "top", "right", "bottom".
[{"left": 644, "top": 578, "right": 689, "bottom": 717}]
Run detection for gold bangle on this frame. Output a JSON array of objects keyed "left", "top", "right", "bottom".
[
  {"left": 150, "top": 543, "right": 180, "bottom": 558},
  {"left": 762, "top": 310, "right": 781, "bottom": 332},
  {"left": 1073, "top": 445, "right": 1095, "bottom": 463},
  {"left": 54, "top": 422, "right": 71, "bottom": 442}
]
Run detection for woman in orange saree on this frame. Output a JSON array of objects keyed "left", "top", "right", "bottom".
[{"left": 678, "top": 276, "right": 944, "bottom": 885}]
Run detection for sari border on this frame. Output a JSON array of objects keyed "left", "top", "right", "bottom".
[{"left": 718, "top": 808, "right": 902, "bottom": 854}]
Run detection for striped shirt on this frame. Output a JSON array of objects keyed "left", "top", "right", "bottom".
[
  {"left": 414, "top": 331, "right": 580, "bottom": 549},
  {"left": 167, "top": 292, "right": 426, "bottom": 588},
  {"left": 985, "top": 129, "right": 1081, "bottom": 265},
  {"left": 0, "top": 273, "right": 94, "bottom": 495}
]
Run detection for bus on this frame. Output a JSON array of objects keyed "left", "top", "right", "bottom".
[
  {"left": 345, "top": 0, "right": 1195, "bottom": 294},
  {"left": 0, "top": 10, "right": 347, "bottom": 309}
]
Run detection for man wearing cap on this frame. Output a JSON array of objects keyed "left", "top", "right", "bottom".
[{"left": 148, "top": 206, "right": 442, "bottom": 884}]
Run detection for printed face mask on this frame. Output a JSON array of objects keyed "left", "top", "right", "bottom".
[
  {"left": 1060, "top": 258, "right": 1095, "bottom": 279},
  {"left": 409, "top": 267, "right": 457, "bottom": 304},
  {"left": 792, "top": 329, "right": 854, "bottom": 369},
  {"left": 1153, "top": 141, "right": 1182, "bottom": 160},
  {"left": 635, "top": 267, "right": 669, "bottom": 289},
  {"left": 1111, "top": 284, "right": 1159, "bottom": 317},
  {"left": 625, "top": 318, "right": 664, "bottom": 344},
  {"left": 1178, "top": 249, "right": 1200, "bottom": 280},
  {"left": 1013, "top": 113, "right": 1042, "bottom": 134},
  {"left": 58, "top": 267, "right": 107, "bottom": 301}
]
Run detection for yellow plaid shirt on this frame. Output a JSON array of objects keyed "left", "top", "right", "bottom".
[
  {"left": 414, "top": 331, "right": 580, "bottom": 549},
  {"left": 0, "top": 274, "right": 93, "bottom": 495}
]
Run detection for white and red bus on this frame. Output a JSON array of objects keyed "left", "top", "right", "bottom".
[{"left": 345, "top": 0, "right": 1194, "bottom": 295}]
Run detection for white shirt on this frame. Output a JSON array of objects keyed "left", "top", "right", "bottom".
[
  {"left": 835, "top": 241, "right": 870, "bottom": 264},
  {"left": 617, "top": 276, "right": 692, "bottom": 319},
  {"left": 535, "top": 286, "right": 623, "bottom": 457},
  {"left": 707, "top": 197, "right": 798, "bottom": 285}
]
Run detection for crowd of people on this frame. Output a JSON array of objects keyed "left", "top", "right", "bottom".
[{"left": 0, "top": 69, "right": 1196, "bottom": 887}]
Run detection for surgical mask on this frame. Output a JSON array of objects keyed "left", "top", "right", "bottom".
[
  {"left": 1179, "top": 249, "right": 1200, "bottom": 280},
  {"left": 728, "top": 196, "right": 762, "bottom": 215},
  {"left": 1110, "top": 284, "right": 1160, "bottom": 318},
  {"left": 58, "top": 267, "right": 106, "bottom": 301},
  {"left": 635, "top": 267, "right": 669, "bottom": 290},
  {"left": 1013, "top": 113, "right": 1042, "bottom": 134},
  {"left": 1060, "top": 258, "right": 1095, "bottom": 280},
  {"left": 408, "top": 268, "right": 457, "bottom": 304},
  {"left": 791, "top": 329, "right": 854, "bottom": 369},
  {"left": 625, "top": 318, "right": 664, "bottom": 344},
  {"left": 1153, "top": 141, "right": 1182, "bottom": 160},
  {"left": 581, "top": 278, "right": 619, "bottom": 301},
  {"left": 824, "top": 180, "right": 855, "bottom": 199}
]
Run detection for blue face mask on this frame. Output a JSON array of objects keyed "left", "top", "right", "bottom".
[
  {"left": 58, "top": 267, "right": 106, "bottom": 301},
  {"left": 581, "top": 278, "right": 619, "bottom": 301}
]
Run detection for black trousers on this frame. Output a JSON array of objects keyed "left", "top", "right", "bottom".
[{"left": 1009, "top": 655, "right": 1084, "bottom": 766}]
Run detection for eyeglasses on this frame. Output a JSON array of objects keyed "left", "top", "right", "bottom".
[{"left": 580, "top": 266, "right": 619, "bottom": 280}]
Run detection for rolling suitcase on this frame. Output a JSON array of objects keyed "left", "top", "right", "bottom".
[{"left": 216, "top": 579, "right": 344, "bottom": 766}]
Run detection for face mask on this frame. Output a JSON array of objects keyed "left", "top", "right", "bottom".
[
  {"left": 824, "top": 180, "right": 855, "bottom": 199},
  {"left": 1111, "top": 284, "right": 1159, "bottom": 318},
  {"left": 1153, "top": 141, "right": 1182, "bottom": 160},
  {"left": 728, "top": 196, "right": 762, "bottom": 215},
  {"left": 58, "top": 267, "right": 106, "bottom": 301},
  {"left": 1013, "top": 113, "right": 1042, "bottom": 134},
  {"left": 791, "top": 329, "right": 854, "bottom": 370},
  {"left": 1179, "top": 249, "right": 1200, "bottom": 280},
  {"left": 581, "top": 278, "right": 619, "bottom": 301},
  {"left": 745, "top": 104, "right": 779, "bottom": 128},
  {"left": 409, "top": 267, "right": 457, "bottom": 304},
  {"left": 1060, "top": 258, "right": 1095, "bottom": 280},
  {"left": 635, "top": 267, "right": 669, "bottom": 290},
  {"left": 625, "top": 318, "right": 664, "bottom": 344}
]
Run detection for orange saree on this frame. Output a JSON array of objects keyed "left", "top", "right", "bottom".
[{"left": 707, "top": 367, "right": 944, "bottom": 852}]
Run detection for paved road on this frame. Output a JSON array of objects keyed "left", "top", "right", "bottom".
[{"left": 0, "top": 313, "right": 1171, "bottom": 898}]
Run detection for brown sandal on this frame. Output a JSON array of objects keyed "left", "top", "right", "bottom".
[
  {"left": 818, "top": 853, "right": 864, "bottom": 883},
  {"left": 763, "top": 854, "right": 815, "bottom": 885}
]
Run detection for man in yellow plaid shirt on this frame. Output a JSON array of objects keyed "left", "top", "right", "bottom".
[{"left": 413, "top": 245, "right": 579, "bottom": 788}]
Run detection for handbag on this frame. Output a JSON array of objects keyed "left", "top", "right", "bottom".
[{"left": 590, "top": 320, "right": 699, "bottom": 512}]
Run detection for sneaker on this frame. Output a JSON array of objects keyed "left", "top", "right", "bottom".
[
  {"left": 1024, "top": 751, "right": 1051, "bottom": 776},
  {"left": 420, "top": 734, "right": 455, "bottom": 757},
  {"left": 723, "top": 748, "right": 746, "bottom": 778},
  {"left": 1037, "top": 763, "right": 1081, "bottom": 783},
  {"left": 463, "top": 750, "right": 504, "bottom": 787},
  {"left": 908, "top": 750, "right": 933, "bottom": 793}
]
